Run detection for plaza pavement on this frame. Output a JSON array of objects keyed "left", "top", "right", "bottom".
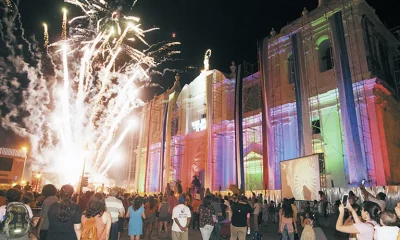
[{"left": 120, "top": 217, "right": 350, "bottom": 240}]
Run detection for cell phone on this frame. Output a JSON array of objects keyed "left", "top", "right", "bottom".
[
  {"left": 342, "top": 194, "right": 349, "bottom": 207},
  {"left": 361, "top": 179, "right": 366, "bottom": 185}
]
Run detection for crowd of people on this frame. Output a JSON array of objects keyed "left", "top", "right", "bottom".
[
  {"left": 334, "top": 184, "right": 400, "bottom": 240},
  {"left": 0, "top": 181, "right": 399, "bottom": 240}
]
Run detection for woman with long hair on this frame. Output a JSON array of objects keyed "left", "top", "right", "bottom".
[
  {"left": 158, "top": 195, "right": 170, "bottom": 238},
  {"left": 144, "top": 196, "right": 157, "bottom": 239},
  {"left": 336, "top": 201, "right": 380, "bottom": 240},
  {"left": 127, "top": 197, "right": 146, "bottom": 240},
  {"left": 165, "top": 183, "right": 171, "bottom": 197},
  {"left": 198, "top": 195, "right": 214, "bottom": 240},
  {"left": 47, "top": 184, "right": 82, "bottom": 240},
  {"left": 279, "top": 198, "right": 297, "bottom": 240},
  {"left": 81, "top": 193, "right": 112, "bottom": 240}
]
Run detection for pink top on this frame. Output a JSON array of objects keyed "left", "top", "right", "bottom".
[
  {"left": 279, "top": 209, "right": 294, "bottom": 233},
  {"left": 353, "top": 221, "right": 377, "bottom": 240},
  {"left": 81, "top": 214, "right": 107, "bottom": 240}
]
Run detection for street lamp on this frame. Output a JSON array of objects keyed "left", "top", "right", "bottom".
[
  {"left": 34, "top": 171, "right": 42, "bottom": 192},
  {"left": 21, "top": 147, "right": 28, "bottom": 183},
  {"left": 77, "top": 146, "right": 89, "bottom": 204}
]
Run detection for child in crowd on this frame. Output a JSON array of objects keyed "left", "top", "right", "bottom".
[{"left": 374, "top": 210, "right": 399, "bottom": 240}]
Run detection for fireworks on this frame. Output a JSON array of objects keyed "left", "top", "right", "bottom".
[
  {"left": 5, "top": 0, "right": 11, "bottom": 8},
  {"left": 0, "top": 0, "right": 181, "bottom": 187},
  {"left": 43, "top": 23, "right": 49, "bottom": 49},
  {"left": 61, "top": 8, "right": 68, "bottom": 40}
]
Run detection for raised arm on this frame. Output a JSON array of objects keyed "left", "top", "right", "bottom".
[
  {"left": 360, "top": 186, "right": 373, "bottom": 200},
  {"left": 300, "top": 216, "right": 305, "bottom": 227},
  {"left": 336, "top": 204, "right": 359, "bottom": 234},
  {"left": 347, "top": 203, "right": 362, "bottom": 224}
]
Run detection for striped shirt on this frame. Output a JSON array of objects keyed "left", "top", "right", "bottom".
[{"left": 105, "top": 196, "right": 125, "bottom": 223}]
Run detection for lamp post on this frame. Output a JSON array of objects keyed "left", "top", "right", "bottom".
[
  {"left": 35, "top": 172, "right": 42, "bottom": 192},
  {"left": 79, "top": 156, "right": 87, "bottom": 194},
  {"left": 77, "top": 147, "right": 88, "bottom": 204},
  {"left": 21, "top": 147, "right": 28, "bottom": 183}
]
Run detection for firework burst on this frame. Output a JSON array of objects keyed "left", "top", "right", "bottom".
[{"left": 0, "top": 0, "right": 181, "bottom": 187}]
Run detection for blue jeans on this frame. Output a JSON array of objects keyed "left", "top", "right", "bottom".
[
  {"left": 282, "top": 225, "right": 294, "bottom": 240},
  {"left": 110, "top": 221, "right": 119, "bottom": 240}
]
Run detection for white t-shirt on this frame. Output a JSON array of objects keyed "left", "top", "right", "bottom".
[
  {"left": 0, "top": 203, "right": 34, "bottom": 222},
  {"left": 171, "top": 204, "right": 191, "bottom": 232},
  {"left": 105, "top": 196, "right": 125, "bottom": 223},
  {"left": 374, "top": 226, "right": 399, "bottom": 240}
]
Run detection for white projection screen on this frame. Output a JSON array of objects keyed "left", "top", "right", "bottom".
[{"left": 280, "top": 155, "right": 321, "bottom": 201}]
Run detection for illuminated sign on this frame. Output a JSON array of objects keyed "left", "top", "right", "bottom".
[{"left": 192, "top": 118, "right": 206, "bottom": 132}]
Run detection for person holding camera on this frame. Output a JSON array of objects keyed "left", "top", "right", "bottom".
[{"left": 336, "top": 201, "right": 380, "bottom": 240}]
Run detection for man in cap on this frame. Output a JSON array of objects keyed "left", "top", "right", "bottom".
[{"left": 171, "top": 197, "right": 191, "bottom": 240}]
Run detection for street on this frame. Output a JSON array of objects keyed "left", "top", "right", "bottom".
[{"left": 120, "top": 221, "right": 349, "bottom": 240}]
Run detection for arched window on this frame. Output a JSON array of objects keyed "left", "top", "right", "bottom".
[
  {"left": 316, "top": 36, "right": 333, "bottom": 72},
  {"left": 287, "top": 52, "right": 295, "bottom": 84}
]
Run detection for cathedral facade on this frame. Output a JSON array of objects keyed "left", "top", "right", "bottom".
[{"left": 127, "top": 0, "right": 400, "bottom": 194}]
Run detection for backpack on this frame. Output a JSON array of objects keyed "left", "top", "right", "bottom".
[
  {"left": 252, "top": 232, "right": 262, "bottom": 240},
  {"left": 81, "top": 217, "right": 98, "bottom": 240},
  {"left": 0, "top": 202, "right": 31, "bottom": 238}
]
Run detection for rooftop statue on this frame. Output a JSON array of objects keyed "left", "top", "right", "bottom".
[{"left": 203, "top": 49, "right": 212, "bottom": 71}]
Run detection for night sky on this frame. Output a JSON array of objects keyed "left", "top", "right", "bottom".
[
  {"left": 0, "top": 0, "right": 398, "bottom": 149},
  {"left": 19, "top": 0, "right": 398, "bottom": 88}
]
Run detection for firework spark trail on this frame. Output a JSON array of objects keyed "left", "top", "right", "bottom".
[
  {"left": 76, "top": 32, "right": 104, "bottom": 104},
  {"left": 43, "top": 23, "right": 49, "bottom": 48},
  {"left": 93, "top": 74, "right": 139, "bottom": 164},
  {"left": 87, "top": 47, "right": 121, "bottom": 126},
  {"left": 95, "top": 93, "right": 136, "bottom": 168},
  {"left": 100, "top": 121, "right": 135, "bottom": 175},
  {"left": 83, "top": 32, "right": 106, "bottom": 93},
  {"left": 61, "top": 8, "right": 67, "bottom": 40},
  {"left": 69, "top": 15, "right": 88, "bottom": 24},
  {"left": 131, "top": 0, "right": 138, "bottom": 9},
  {"left": 13, "top": 3, "right": 34, "bottom": 57},
  {"left": 61, "top": 44, "right": 73, "bottom": 148}
]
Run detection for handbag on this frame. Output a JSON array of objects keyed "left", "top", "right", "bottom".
[{"left": 212, "top": 215, "right": 218, "bottom": 223}]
